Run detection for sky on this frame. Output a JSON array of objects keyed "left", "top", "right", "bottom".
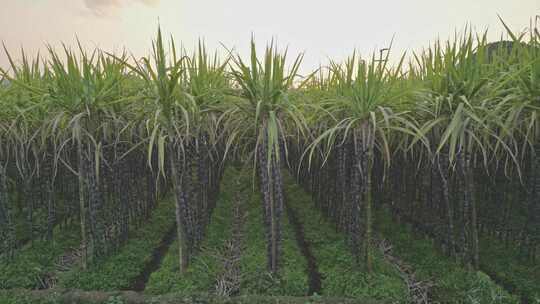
[{"left": 0, "top": 0, "right": 538, "bottom": 73}]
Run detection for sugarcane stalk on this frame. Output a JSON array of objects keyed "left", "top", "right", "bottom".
[
  {"left": 77, "top": 139, "right": 90, "bottom": 269},
  {"left": 169, "top": 142, "right": 189, "bottom": 272}
]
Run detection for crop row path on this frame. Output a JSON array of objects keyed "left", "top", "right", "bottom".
[{"left": 282, "top": 170, "right": 409, "bottom": 301}]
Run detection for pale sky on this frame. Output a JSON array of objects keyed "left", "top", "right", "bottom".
[{"left": 0, "top": 0, "right": 538, "bottom": 72}]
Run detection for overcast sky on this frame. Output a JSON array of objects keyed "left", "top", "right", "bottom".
[{"left": 0, "top": 0, "right": 538, "bottom": 72}]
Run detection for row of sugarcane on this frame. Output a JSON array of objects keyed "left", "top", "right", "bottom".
[
  {"left": 1, "top": 18, "right": 539, "bottom": 278},
  {"left": 0, "top": 128, "right": 163, "bottom": 263},
  {"left": 284, "top": 20, "right": 540, "bottom": 272},
  {"left": 0, "top": 32, "right": 227, "bottom": 271}
]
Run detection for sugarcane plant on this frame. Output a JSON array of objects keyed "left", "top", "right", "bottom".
[
  {"left": 125, "top": 29, "right": 228, "bottom": 272},
  {"left": 302, "top": 49, "right": 414, "bottom": 272},
  {"left": 227, "top": 39, "right": 304, "bottom": 273}
]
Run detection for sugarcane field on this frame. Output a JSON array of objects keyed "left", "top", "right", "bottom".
[{"left": 0, "top": 2, "right": 539, "bottom": 303}]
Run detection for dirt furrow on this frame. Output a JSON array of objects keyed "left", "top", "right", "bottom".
[
  {"left": 376, "top": 237, "right": 432, "bottom": 304},
  {"left": 284, "top": 196, "right": 322, "bottom": 295},
  {"left": 128, "top": 223, "right": 177, "bottom": 291},
  {"left": 215, "top": 186, "right": 246, "bottom": 296}
]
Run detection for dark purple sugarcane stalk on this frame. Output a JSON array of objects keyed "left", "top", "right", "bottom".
[
  {"left": 87, "top": 141, "right": 106, "bottom": 258},
  {"left": 271, "top": 146, "right": 284, "bottom": 272},
  {"left": 169, "top": 141, "right": 189, "bottom": 272},
  {"left": 182, "top": 142, "right": 196, "bottom": 254},
  {"left": 438, "top": 153, "right": 456, "bottom": 257},
  {"left": 0, "top": 162, "right": 15, "bottom": 260},
  {"left": 198, "top": 135, "right": 210, "bottom": 239},
  {"left": 42, "top": 149, "right": 55, "bottom": 241},
  {"left": 257, "top": 130, "right": 273, "bottom": 271}
]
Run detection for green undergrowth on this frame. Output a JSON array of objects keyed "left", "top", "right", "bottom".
[
  {"left": 0, "top": 223, "right": 81, "bottom": 289},
  {"left": 146, "top": 166, "right": 309, "bottom": 296},
  {"left": 12, "top": 209, "right": 34, "bottom": 246},
  {"left": 240, "top": 169, "right": 308, "bottom": 296},
  {"left": 144, "top": 167, "right": 238, "bottom": 294},
  {"left": 0, "top": 289, "right": 384, "bottom": 304},
  {"left": 376, "top": 208, "right": 519, "bottom": 304},
  {"left": 57, "top": 197, "right": 176, "bottom": 291},
  {"left": 283, "top": 171, "right": 409, "bottom": 302},
  {"left": 479, "top": 236, "right": 540, "bottom": 303}
]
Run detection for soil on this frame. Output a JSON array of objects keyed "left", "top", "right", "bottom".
[
  {"left": 284, "top": 195, "right": 322, "bottom": 296},
  {"left": 127, "top": 223, "right": 177, "bottom": 292},
  {"left": 215, "top": 188, "right": 246, "bottom": 296},
  {"left": 1, "top": 288, "right": 383, "bottom": 303},
  {"left": 376, "top": 237, "right": 432, "bottom": 304}
]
